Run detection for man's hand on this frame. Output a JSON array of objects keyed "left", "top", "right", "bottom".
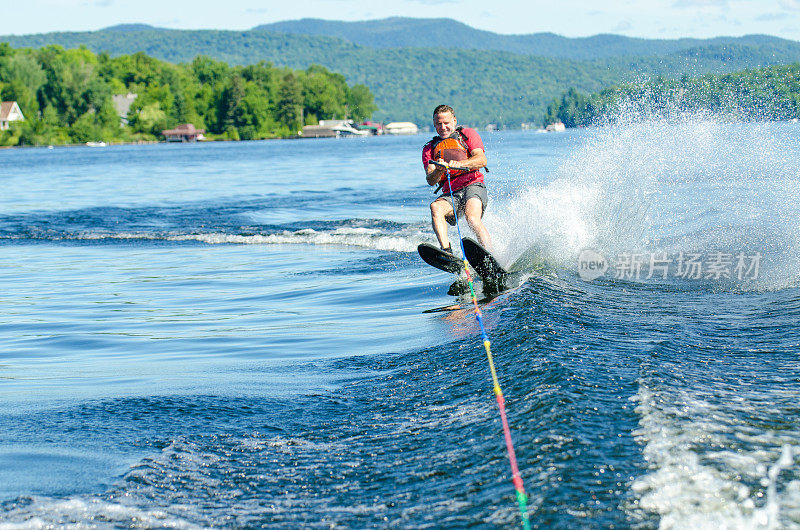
[
  {"left": 426, "top": 158, "right": 468, "bottom": 186},
  {"left": 426, "top": 158, "right": 446, "bottom": 185},
  {"left": 426, "top": 161, "right": 441, "bottom": 185},
  {"left": 432, "top": 158, "right": 467, "bottom": 171}
]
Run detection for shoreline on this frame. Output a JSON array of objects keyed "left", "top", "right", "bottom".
[{"left": 0, "top": 134, "right": 428, "bottom": 150}]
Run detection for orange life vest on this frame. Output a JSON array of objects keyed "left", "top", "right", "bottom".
[{"left": 430, "top": 127, "right": 471, "bottom": 178}]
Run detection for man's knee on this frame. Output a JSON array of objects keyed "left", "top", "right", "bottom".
[
  {"left": 432, "top": 200, "right": 457, "bottom": 226},
  {"left": 430, "top": 199, "right": 450, "bottom": 216}
]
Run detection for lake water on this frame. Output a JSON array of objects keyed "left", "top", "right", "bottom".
[{"left": 2, "top": 121, "right": 800, "bottom": 528}]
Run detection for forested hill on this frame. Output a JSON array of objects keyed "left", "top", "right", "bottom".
[
  {"left": 254, "top": 17, "right": 800, "bottom": 61},
  {"left": 0, "top": 28, "right": 362, "bottom": 68},
  {"left": 543, "top": 63, "right": 800, "bottom": 127},
  {"left": 4, "top": 19, "right": 800, "bottom": 126}
]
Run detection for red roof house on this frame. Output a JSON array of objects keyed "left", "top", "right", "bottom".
[{"left": 162, "top": 123, "right": 205, "bottom": 142}]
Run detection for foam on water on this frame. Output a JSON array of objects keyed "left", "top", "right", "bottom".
[
  {"left": 630, "top": 382, "right": 800, "bottom": 528},
  {"left": 0, "top": 496, "right": 198, "bottom": 529},
  {"left": 172, "top": 227, "right": 424, "bottom": 253},
  {"left": 0, "top": 225, "right": 428, "bottom": 253}
]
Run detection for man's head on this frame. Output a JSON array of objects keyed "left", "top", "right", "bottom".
[{"left": 433, "top": 105, "right": 456, "bottom": 138}]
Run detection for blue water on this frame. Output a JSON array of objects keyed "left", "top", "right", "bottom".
[{"left": 2, "top": 122, "right": 800, "bottom": 528}]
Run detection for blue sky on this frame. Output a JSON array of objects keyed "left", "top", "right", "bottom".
[{"left": 3, "top": 0, "right": 800, "bottom": 41}]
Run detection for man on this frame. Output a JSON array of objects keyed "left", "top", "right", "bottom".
[{"left": 422, "top": 104, "right": 492, "bottom": 253}]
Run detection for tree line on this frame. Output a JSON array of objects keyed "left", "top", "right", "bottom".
[
  {"left": 0, "top": 43, "right": 377, "bottom": 146},
  {"left": 543, "top": 63, "right": 800, "bottom": 127}
]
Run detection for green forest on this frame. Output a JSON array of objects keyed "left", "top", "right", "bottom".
[
  {"left": 0, "top": 43, "right": 376, "bottom": 146},
  {"left": 543, "top": 63, "right": 800, "bottom": 127}
]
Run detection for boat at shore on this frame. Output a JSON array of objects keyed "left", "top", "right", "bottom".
[
  {"left": 331, "top": 123, "right": 371, "bottom": 137},
  {"left": 301, "top": 119, "right": 374, "bottom": 138}
]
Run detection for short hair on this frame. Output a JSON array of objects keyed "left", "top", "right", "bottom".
[{"left": 433, "top": 104, "right": 455, "bottom": 118}]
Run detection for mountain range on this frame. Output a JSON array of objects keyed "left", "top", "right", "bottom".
[
  {"left": 3, "top": 18, "right": 800, "bottom": 126},
  {"left": 255, "top": 17, "right": 800, "bottom": 61}
]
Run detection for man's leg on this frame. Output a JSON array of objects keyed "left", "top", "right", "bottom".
[
  {"left": 430, "top": 197, "right": 454, "bottom": 250},
  {"left": 464, "top": 197, "right": 492, "bottom": 249}
]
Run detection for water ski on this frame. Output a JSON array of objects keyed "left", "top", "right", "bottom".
[
  {"left": 417, "top": 243, "right": 463, "bottom": 274},
  {"left": 417, "top": 243, "right": 470, "bottom": 295},
  {"left": 461, "top": 237, "right": 508, "bottom": 282}
]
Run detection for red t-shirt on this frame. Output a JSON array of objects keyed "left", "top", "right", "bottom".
[{"left": 422, "top": 127, "right": 485, "bottom": 194}]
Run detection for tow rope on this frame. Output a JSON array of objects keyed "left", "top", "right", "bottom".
[{"left": 437, "top": 161, "right": 531, "bottom": 529}]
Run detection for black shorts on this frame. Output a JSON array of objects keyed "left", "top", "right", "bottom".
[{"left": 436, "top": 183, "right": 488, "bottom": 226}]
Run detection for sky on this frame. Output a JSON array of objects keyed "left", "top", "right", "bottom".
[{"left": 3, "top": 0, "right": 800, "bottom": 41}]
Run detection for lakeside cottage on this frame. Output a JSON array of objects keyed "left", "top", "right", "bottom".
[
  {"left": 0, "top": 101, "right": 24, "bottom": 130},
  {"left": 384, "top": 122, "right": 418, "bottom": 135},
  {"left": 162, "top": 123, "right": 205, "bottom": 142}
]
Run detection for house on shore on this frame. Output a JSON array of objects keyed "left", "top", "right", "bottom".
[
  {"left": 384, "top": 122, "right": 419, "bottom": 135},
  {"left": 0, "top": 101, "right": 24, "bottom": 130},
  {"left": 162, "top": 123, "right": 205, "bottom": 142},
  {"left": 318, "top": 119, "right": 349, "bottom": 128}
]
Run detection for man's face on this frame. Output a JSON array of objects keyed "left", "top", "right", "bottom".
[{"left": 433, "top": 111, "right": 457, "bottom": 138}]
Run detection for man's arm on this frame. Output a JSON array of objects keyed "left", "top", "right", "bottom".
[
  {"left": 456, "top": 148, "right": 487, "bottom": 171},
  {"left": 426, "top": 162, "right": 443, "bottom": 186}
]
